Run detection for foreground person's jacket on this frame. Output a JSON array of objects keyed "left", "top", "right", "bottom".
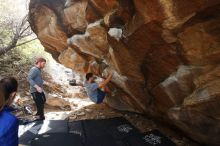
[{"left": 0, "top": 106, "right": 18, "bottom": 146}]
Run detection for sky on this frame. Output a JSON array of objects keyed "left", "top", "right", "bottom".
[{"left": 0, "top": 0, "right": 29, "bottom": 21}]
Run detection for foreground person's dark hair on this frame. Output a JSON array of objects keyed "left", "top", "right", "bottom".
[
  {"left": 0, "top": 84, "right": 5, "bottom": 112},
  {"left": 0, "top": 77, "right": 18, "bottom": 101}
]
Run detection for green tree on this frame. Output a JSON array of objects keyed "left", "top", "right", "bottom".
[{"left": 0, "top": 0, "right": 36, "bottom": 56}]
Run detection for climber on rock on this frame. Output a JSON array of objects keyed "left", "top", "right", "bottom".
[{"left": 84, "top": 72, "right": 113, "bottom": 104}]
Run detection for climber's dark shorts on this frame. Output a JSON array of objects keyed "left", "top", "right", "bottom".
[{"left": 96, "top": 88, "right": 106, "bottom": 104}]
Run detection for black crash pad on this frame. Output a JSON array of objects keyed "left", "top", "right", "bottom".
[
  {"left": 68, "top": 117, "right": 176, "bottom": 146},
  {"left": 31, "top": 133, "right": 83, "bottom": 146},
  {"left": 69, "top": 117, "right": 140, "bottom": 146},
  {"left": 124, "top": 129, "right": 176, "bottom": 146},
  {"left": 19, "top": 120, "right": 68, "bottom": 145},
  {"left": 27, "top": 117, "right": 176, "bottom": 146}
]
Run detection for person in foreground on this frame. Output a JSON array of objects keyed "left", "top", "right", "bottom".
[
  {"left": 84, "top": 72, "right": 113, "bottom": 104},
  {"left": 28, "top": 57, "right": 48, "bottom": 120},
  {"left": 0, "top": 77, "right": 19, "bottom": 146}
]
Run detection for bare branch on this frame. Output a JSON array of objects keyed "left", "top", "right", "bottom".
[
  {"left": 16, "top": 37, "right": 37, "bottom": 47},
  {"left": 0, "top": 14, "right": 34, "bottom": 56},
  {"left": 0, "top": 37, "right": 37, "bottom": 56},
  {"left": 20, "top": 25, "right": 30, "bottom": 35}
]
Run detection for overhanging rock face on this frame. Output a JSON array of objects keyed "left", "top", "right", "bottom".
[{"left": 29, "top": 0, "right": 220, "bottom": 145}]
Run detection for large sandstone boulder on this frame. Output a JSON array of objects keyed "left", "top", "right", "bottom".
[{"left": 29, "top": 0, "right": 220, "bottom": 145}]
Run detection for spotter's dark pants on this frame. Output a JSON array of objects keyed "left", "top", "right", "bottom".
[{"left": 31, "top": 92, "right": 46, "bottom": 119}]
